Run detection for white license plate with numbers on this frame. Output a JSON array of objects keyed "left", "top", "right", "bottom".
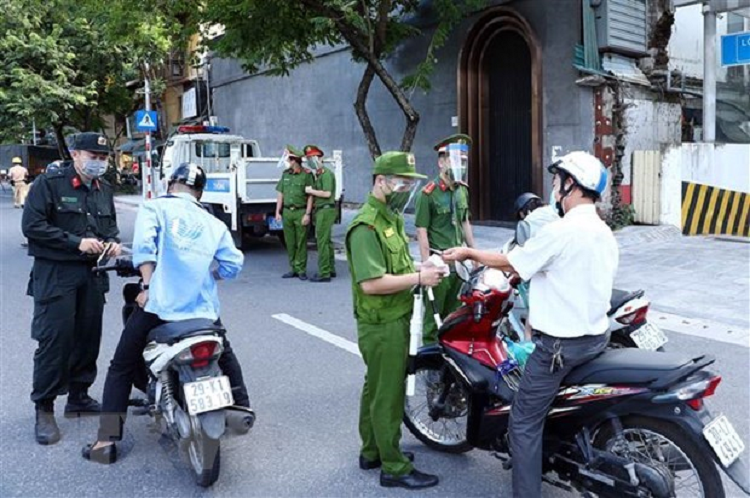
[
  {"left": 703, "top": 414, "right": 745, "bottom": 467},
  {"left": 184, "top": 376, "right": 234, "bottom": 415},
  {"left": 630, "top": 323, "right": 668, "bottom": 350}
]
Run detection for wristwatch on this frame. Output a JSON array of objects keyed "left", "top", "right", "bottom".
[{"left": 141, "top": 283, "right": 150, "bottom": 291}]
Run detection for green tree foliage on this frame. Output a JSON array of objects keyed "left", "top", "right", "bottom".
[
  {"left": 183, "top": 0, "right": 485, "bottom": 158},
  {"left": 0, "top": 0, "right": 177, "bottom": 157}
]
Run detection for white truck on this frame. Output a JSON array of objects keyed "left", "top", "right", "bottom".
[{"left": 155, "top": 125, "right": 344, "bottom": 248}]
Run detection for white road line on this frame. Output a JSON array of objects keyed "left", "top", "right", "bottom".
[
  {"left": 650, "top": 310, "right": 750, "bottom": 348},
  {"left": 272, "top": 313, "right": 361, "bottom": 357}
]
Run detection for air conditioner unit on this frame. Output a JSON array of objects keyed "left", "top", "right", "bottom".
[{"left": 594, "top": 0, "right": 649, "bottom": 56}]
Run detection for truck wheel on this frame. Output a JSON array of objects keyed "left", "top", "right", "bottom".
[{"left": 231, "top": 227, "right": 243, "bottom": 249}]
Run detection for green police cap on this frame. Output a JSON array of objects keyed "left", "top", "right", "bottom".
[
  {"left": 303, "top": 144, "right": 324, "bottom": 157},
  {"left": 434, "top": 133, "right": 472, "bottom": 153},
  {"left": 373, "top": 151, "right": 426, "bottom": 179},
  {"left": 286, "top": 145, "right": 304, "bottom": 159},
  {"left": 75, "top": 132, "right": 111, "bottom": 153}
]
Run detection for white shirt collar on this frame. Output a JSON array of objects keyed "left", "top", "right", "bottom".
[{"left": 563, "top": 203, "right": 597, "bottom": 218}]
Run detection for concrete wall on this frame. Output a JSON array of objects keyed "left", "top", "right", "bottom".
[
  {"left": 660, "top": 143, "right": 750, "bottom": 228},
  {"left": 622, "top": 95, "right": 682, "bottom": 199},
  {"left": 210, "top": 0, "right": 595, "bottom": 206}
]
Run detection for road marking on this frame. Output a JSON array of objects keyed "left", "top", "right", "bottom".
[
  {"left": 272, "top": 313, "right": 361, "bottom": 357},
  {"left": 651, "top": 310, "right": 750, "bottom": 348}
]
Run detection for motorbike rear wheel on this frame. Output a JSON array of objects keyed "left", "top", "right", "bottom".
[
  {"left": 186, "top": 417, "right": 221, "bottom": 487},
  {"left": 594, "top": 416, "right": 724, "bottom": 498},
  {"left": 403, "top": 364, "right": 472, "bottom": 454}
]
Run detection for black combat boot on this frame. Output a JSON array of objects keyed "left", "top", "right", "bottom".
[
  {"left": 65, "top": 385, "right": 101, "bottom": 418},
  {"left": 35, "top": 401, "right": 61, "bottom": 445}
]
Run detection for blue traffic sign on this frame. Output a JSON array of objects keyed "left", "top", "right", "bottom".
[
  {"left": 721, "top": 31, "right": 750, "bottom": 67},
  {"left": 135, "top": 110, "right": 158, "bottom": 132}
]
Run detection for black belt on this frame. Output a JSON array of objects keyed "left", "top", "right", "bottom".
[
  {"left": 316, "top": 204, "right": 335, "bottom": 209},
  {"left": 283, "top": 205, "right": 306, "bottom": 210}
]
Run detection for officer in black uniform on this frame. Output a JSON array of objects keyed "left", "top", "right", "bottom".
[{"left": 22, "top": 132, "right": 122, "bottom": 445}]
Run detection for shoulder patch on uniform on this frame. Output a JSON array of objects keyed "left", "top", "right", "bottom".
[
  {"left": 423, "top": 182, "right": 436, "bottom": 194},
  {"left": 47, "top": 169, "right": 67, "bottom": 179}
]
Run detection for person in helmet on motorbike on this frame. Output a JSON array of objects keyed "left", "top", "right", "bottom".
[
  {"left": 510, "top": 192, "right": 559, "bottom": 340},
  {"left": 444, "top": 151, "right": 618, "bottom": 497},
  {"left": 82, "top": 163, "right": 251, "bottom": 465},
  {"left": 513, "top": 192, "right": 559, "bottom": 247}
]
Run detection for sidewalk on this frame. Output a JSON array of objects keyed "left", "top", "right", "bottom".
[{"left": 115, "top": 195, "right": 750, "bottom": 337}]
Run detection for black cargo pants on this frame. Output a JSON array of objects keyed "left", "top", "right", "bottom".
[
  {"left": 509, "top": 331, "right": 608, "bottom": 497},
  {"left": 29, "top": 259, "right": 108, "bottom": 405}
]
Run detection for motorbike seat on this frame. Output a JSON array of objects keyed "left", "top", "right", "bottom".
[
  {"left": 608, "top": 289, "right": 645, "bottom": 316},
  {"left": 147, "top": 318, "right": 224, "bottom": 345},
  {"left": 564, "top": 349, "right": 693, "bottom": 386}
]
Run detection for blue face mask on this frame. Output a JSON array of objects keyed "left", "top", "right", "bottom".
[{"left": 82, "top": 159, "right": 108, "bottom": 178}]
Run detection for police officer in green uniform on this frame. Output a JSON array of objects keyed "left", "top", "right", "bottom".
[
  {"left": 22, "top": 132, "right": 121, "bottom": 445},
  {"left": 414, "top": 134, "right": 476, "bottom": 344},
  {"left": 346, "top": 151, "right": 444, "bottom": 490},
  {"left": 303, "top": 145, "right": 337, "bottom": 282},
  {"left": 275, "top": 146, "right": 314, "bottom": 280}
]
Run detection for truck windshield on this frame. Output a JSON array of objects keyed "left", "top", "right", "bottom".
[{"left": 196, "top": 142, "right": 231, "bottom": 158}]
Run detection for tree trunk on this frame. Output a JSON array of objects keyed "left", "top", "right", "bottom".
[
  {"left": 299, "top": 0, "right": 422, "bottom": 152},
  {"left": 354, "top": 65, "right": 381, "bottom": 160},
  {"left": 53, "top": 123, "right": 71, "bottom": 160},
  {"left": 338, "top": 26, "right": 420, "bottom": 151}
]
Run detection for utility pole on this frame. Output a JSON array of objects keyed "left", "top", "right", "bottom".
[
  {"left": 143, "top": 61, "right": 155, "bottom": 200},
  {"left": 703, "top": 1, "right": 717, "bottom": 143}
]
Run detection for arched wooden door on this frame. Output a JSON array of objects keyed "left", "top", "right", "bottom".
[{"left": 458, "top": 8, "right": 542, "bottom": 223}]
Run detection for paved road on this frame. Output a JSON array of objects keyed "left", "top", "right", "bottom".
[{"left": 0, "top": 192, "right": 748, "bottom": 497}]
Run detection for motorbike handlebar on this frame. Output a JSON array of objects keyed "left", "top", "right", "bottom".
[{"left": 93, "top": 258, "right": 140, "bottom": 278}]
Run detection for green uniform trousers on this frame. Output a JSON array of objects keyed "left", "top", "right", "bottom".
[
  {"left": 423, "top": 271, "right": 463, "bottom": 345},
  {"left": 357, "top": 315, "right": 414, "bottom": 476},
  {"left": 282, "top": 208, "right": 309, "bottom": 274},
  {"left": 314, "top": 207, "right": 336, "bottom": 278}
]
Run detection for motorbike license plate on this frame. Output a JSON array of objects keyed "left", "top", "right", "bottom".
[
  {"left": 183, "top": 376, "right": 234, "bottom": 415},
  {"left": 703, "top": 414, "right": 745, "bottom": 467},
  {"left": 630, "top": 323, "right": 668, "bottom": 350},
  {"left": 268, "top": 216, "right": 283, "bottom": 230}
]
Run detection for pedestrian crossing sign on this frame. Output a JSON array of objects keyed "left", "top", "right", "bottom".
[{"left": 135, "top": 110, "right": 158, "bottom": 132}]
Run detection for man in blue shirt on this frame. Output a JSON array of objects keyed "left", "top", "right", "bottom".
[{"left": 82, "top": 163, "right": 250, "bottom": 464}]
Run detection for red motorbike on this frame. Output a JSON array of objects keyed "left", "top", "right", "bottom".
[{"left": 404, "top": 267, "right": 749, "bottom": 497}]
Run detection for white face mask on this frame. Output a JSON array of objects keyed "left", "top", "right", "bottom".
[{"left": 82, "top": 159, "right": 109, "bottom": 178}]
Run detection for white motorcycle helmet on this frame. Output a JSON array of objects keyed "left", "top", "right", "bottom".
[{"left": 548, "top": 151, "right": 608, "bottom": 200}]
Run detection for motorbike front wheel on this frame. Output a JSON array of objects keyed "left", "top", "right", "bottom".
[
  {"left": 186, "top": 417, "right": 221, "bottom": 487},
  {"left": 594, "top": 416, "right": 724, "bottom": 498},
  {"left": 403, "top": 364, "right": 472, "bottom": 454}
]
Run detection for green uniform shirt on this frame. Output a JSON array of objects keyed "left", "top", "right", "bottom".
[
  {"left": 313, "top": 167, "right": 336, "bottom": 208},
  {"left": 414, "top": 178, "right": 470, "bottom": 250},
  {"left": 276, "top": 169, "right": 313, "bottom": 207},
  {"left": 346, "top": 195, "right": 415, "bottom": 324},
  {"left": 22, "top": 166, "right": 120, "bottom": 262}
]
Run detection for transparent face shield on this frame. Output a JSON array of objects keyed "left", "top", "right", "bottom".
[
  {"left": 384, "top": 176, "right": 422, "bottom": 215},
  {"left": 276, "top": 149, "right": 291, "bottom": 170},
  {"left": 445, "top": 142, "right": 469, "bottom": 185}
]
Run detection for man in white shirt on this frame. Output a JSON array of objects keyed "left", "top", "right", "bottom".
[{"left": 444, "top": 151, "right": 618, "bottom": 497}]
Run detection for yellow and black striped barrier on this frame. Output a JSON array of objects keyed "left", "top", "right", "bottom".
[{"left": 681, "top": 181, "right": 749, "bottom": 237}]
